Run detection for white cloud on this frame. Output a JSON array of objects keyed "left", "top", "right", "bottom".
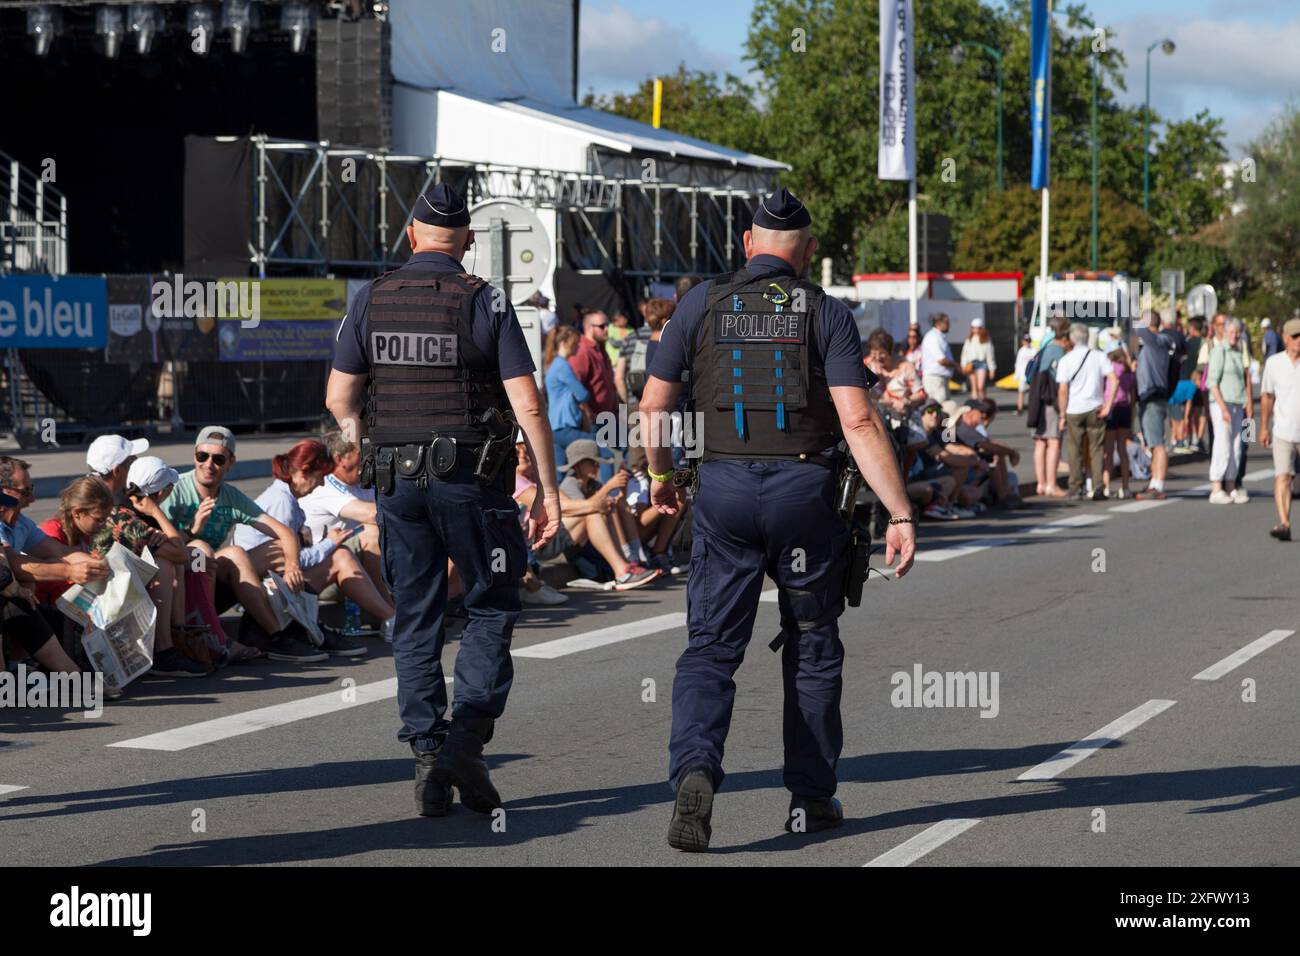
[
  {"left": 1106, "top": 13, "right": 1300, "bottom": 154},
  {"left": 579, "top": 3, "right": 740, "bottom": 96}
]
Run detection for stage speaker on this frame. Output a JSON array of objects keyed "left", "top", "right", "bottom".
[
  {"left": 316, "top": 17, "right": 391, "bottom": 149},
  {"left": 919, "top": 213, "right": 952, "bottom": 274}
]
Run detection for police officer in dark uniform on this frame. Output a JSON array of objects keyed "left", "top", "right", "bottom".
[
  {"left": 640, "top": 188, "right": 917, "bottom": 851},
  {"left": 326, "top": 183, "right": 561, "bottom": 818}
]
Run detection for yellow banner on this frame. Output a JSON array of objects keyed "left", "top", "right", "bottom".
[{"left": 215, "top": 278, "right": 348, "bottom": 322}]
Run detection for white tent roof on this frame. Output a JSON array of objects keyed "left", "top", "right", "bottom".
[{"left": 392, "top": 85, "right": 788, "bottom": 174}]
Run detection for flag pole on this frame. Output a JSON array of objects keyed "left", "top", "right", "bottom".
[
  {"left": 909, "top": 178, "right": 918, "bottom": 328},
  {"left": 1040, "top": 185, "right": 1049, "bottom": 325}
]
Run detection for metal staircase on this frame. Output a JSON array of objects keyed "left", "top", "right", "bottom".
[{"left": 1, "top": 148, "right": 68, "bottom": 276}]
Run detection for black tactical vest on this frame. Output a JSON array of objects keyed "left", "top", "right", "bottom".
[
  {"left": 691, "top": 268, "right": 842, "bottom": 461},
  {"left": 363, "top": 271, "right": 510, "bottom": 446}
]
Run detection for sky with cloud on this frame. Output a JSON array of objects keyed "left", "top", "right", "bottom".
[{"left": 579, "top": 0, "right": 1300, "bottom": 157}]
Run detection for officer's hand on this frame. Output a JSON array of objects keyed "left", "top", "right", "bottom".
[
  {"left": 884, "top": 521, "right": 916, "bottom": 579},
  {"left": 528, "top": 493, "right": 562, "bottom": 546},
  {"left": 651, "top": 479, "right": 680, "bottom": 515}
]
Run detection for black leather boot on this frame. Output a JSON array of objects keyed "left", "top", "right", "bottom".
[
  {"left": 413, "top": 742, "right": 453, "bottom": 817},
  {"left": 785, "top": 795, "right": 843, "bottom": 834},
  {"left": 667, "top": 767, "right": 715, "bottom": 852},
  {"left": 432, "top": 718, "right": 501, "bottom": 813}
]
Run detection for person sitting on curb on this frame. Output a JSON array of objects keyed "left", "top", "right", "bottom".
[
  {"left": 159, "top": 426, "right": 323, "bottom": 664},
  {"left": 514, "top": 439, "right": 660, "bottom": 591},
  {"left": 234, "top": 439, "right": 396, "bottom": 658}
]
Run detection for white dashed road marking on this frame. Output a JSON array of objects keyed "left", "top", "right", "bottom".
[
  {"left": 865, "top": 819, "right": 981, "bottom": 867},
  {"left": 511, "top": 613, "right": 687, "bottom": 659},
  {"left": 0, "top": 785, "right": 29, "bottom": 796},
  {"left": 1193, "top": 630, "right": 1293, "bottom": 682},
  {"left": 1016, "top": 699, "right": 1177, "bottom": 781}
]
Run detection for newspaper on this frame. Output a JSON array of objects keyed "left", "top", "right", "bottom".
[
  {"left": 264, "top": 570, "right": 324, "bottom": 645},
  {"left": 59, "top": 544, "right": 159, "bottom": 691}
]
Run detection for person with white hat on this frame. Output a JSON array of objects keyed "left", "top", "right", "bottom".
[
  {"left": 1261, "top": 317, "right": 1281, "bottom": 360},
  {"left": 960, "top": 316, "right": 997, "bottom": 402},
  {"left": 86, "top": 434, "right": 149, "bottom": 501}
]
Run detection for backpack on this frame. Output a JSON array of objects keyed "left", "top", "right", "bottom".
[{"left": 624, "top": 334, "right": 651, "bottom": 400}]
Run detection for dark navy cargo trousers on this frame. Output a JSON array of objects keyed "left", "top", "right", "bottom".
[
  {"left": 668, "top": 458, "right": 850, "bottom": 799},
  {"left": 376, "top": 459, "right": 527, "bottom": 754}
]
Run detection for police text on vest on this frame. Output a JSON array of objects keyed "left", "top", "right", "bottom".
[{"left": 372, "top": 331, "right": 458, "bottom": 366}]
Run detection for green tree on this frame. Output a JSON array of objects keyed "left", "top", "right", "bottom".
[
  {"left": 1229, "top": 106, "right": 1300, "bottom": 307},
  {"left": 587, "top": 0, "right": 1230, "bottom": 278},
  {"left": 1142, "top": 238, "right": 1233, "bottom": 291},
  {"left": 955, "top": 180, "right": 1155, "bottom": 278},
  {"left": 583, "top": 65, "right": 769, "bottom": 156},
  {"left": 1147, "top": 111, "right": 1230, "bottom": 236}
]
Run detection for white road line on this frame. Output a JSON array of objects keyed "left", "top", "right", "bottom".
[
  {"left": 1243, "top": 468, "right": 1275, "bottom": 483},
  {"left": 511, "top": 613, "right": 687, "bottom": 659},
  {"left": 915, "top": 538, "right": 1016, "bottom": 562},
  {"left": 1193, "top": 630, "right": 1294, "bottom": 681},
  {"left": 1109, "top": 499, "right": 1173, "bottom": 513},
  {"left": 107, "top": 677, "right": 432, "bottom": 751},
  {"left": 1029, "top": 513, "right": 1111, "bottom": 534},
  {"left": 1016, "top": 699, "right": 1176, "bottom": 781},
  {"left": 864, "top": 819, "right": 981, "bottom": 867},
  {"left": 0, "top": 785, "right": 29, "bottom": 796}
]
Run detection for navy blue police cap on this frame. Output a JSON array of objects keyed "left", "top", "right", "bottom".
[
  {"left": 752, "top": 187, "right": 811, "bottom": 230},
  {"left": 414, "top": 183, "right": 471, "bottom": 228}
]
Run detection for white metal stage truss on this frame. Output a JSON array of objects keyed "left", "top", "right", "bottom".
[{"left": 249, "top": 136, "right": 764, "bottom": 280}]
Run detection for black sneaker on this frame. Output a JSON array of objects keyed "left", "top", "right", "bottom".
[
  {"left": 319, "top": 624, "right": 367, "bottom": 658},
  {"left": 148, "top": 646, "right": 208, "bottom": 678},
  {"left": 785, "top": 795, "right": 844, "bottom": 834},
  {"left": 667, "top": 767, "right": 715, "bottom": 852},
  {"left": 238, "top": 614, "right": 274, "bottom": 652},
  {"left": 266, "top": 633, "right": 328, "bottom": 663}
]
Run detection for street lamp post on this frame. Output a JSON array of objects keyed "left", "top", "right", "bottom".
[
  {"left": 952, "top": 42, "right": 1004, "bottom": 191},
  {"left": 1144, "top": 38, "right": 1176, "bottom": 215}
]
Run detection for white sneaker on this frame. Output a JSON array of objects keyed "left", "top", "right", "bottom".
[
  {"left": 1231, "top": 488, "right": 1249, "bottom": 504},
  {"left": 1208, "top": 490, "right": 1233, "bottom": 504},
  {"left": 521, "top": 583, "right": 568, "bottom": 606},
  {"left": 380, "top": 617, "right": 395, "bottom": 643}
]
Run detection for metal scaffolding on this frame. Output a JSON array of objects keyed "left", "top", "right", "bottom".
[{"left": 247, "top": 136, "right": 770, "bottom": 281}]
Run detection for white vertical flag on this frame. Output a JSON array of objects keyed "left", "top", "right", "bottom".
[{"left": 878, "top": 0, "right": 915, "bottom": 181}]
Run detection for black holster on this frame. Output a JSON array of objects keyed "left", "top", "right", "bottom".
[{"left": 844, "top": 511, "right": 872, "bottom": 608}]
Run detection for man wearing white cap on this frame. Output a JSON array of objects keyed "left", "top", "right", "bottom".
[
  {"left": 960, "top": 316, "right": 997, "bottom": 402},
  {"left": 86, "top": 434, "right": 149, "bottom": 502},
  {"left": 1262, "top": 318, "right": 1281, "bottom": 361}
]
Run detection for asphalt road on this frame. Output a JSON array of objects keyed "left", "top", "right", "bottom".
[{"left": 2, "top": 407, "right": 1296, "bottom": 866}]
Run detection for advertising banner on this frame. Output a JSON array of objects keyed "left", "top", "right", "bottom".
[
  {"left": 217, "top": 278, "right": 347, "bottom": 362},
  {"left": 0, "top": 275, "right": 107, "bottom": 348}
]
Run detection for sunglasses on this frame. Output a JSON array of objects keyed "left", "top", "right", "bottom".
[{"left": 195, "top": 451, "right": 229, "bottom": 466}]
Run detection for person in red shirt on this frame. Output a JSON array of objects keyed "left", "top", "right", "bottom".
[{"left": 569, "top": 309, "right": 619, "bottom": 419}]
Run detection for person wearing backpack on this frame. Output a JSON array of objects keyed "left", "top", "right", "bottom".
[
  {"left": 615, "top": 297, "right": 674, "bottom": 407},
  {"left": 1027, "top": 316, "right": 1071, "bottom": 497},
  {"left": 1133, "top": 310, "right": 1181, "bottom": 500}
]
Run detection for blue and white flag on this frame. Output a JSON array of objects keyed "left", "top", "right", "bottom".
[
  {"left": 878, "top": 0, "right": 915, "bottom": 181},
  {"left": 1029, "top": 0, "right": 1051, "bottom": 190}
]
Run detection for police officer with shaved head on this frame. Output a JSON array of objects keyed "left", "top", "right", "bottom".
[
  {"left": 640, "top": 188, "right": 917, "bottom": 850},
  {"left": 327, "top": 183, "right": 561, "bottom": 819}
]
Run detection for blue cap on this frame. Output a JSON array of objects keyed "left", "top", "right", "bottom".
[
  {"left": 414, "top": 183, "right": 470, "bottom": 228},
  {"left": 752, "top": 187, "right": 811, "bottom": 230}
]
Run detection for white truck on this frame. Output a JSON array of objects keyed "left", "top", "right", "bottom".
[{"left": 1027, "top": 272, "right": 1136, "bottom": 349}]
